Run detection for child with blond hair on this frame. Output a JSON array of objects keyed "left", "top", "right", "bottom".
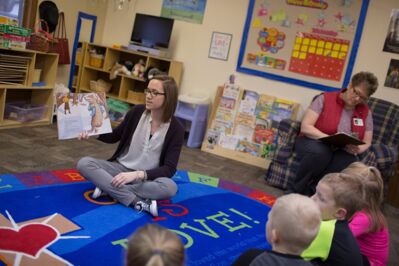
[
  {"left": 303, "top": 172, "right": 364, "bottom": 266},
  {"left": 126, "top": 223, "right": 185, "bottom": 266},
  {"left": 233, "top": 194, "right": 321, "bottom": 265},
  {"left": 342, "top": 162, "right": 389, "bottom": 266}
]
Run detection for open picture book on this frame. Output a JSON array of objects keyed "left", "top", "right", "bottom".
[
  {"left": 56, "top": 92, "right": 112, "bottom": 140},
  {"left": 319, "top": 132, "right": 365, "bottom": 147}
]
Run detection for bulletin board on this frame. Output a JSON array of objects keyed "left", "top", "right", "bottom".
[
  {"left": 236, "top": 0, "right": 370, "bottom": 92},
  {"left": 201, "top": 85, "right": 299, "bottom": 169}
]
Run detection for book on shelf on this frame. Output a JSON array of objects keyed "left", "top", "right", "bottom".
[
  {"left": 319, "top": 132, "right": 365, "bottom": 147},
  {"left": 56, "top": 92, "right": 112, "bottom": 140}
]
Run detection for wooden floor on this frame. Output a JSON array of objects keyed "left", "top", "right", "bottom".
[{"left": 0, "top": 124, "right": 398, "bottom": 265}]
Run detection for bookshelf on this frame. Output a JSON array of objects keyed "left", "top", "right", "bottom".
[
  {"left": 0, "top": 47, "right": 58, "bottom": 129},
  {"left": 77, "top": 43, "right": 183, "bottom": 106},
  {"left": 201, "top": 85, "right": 300, "bottom": 169}
]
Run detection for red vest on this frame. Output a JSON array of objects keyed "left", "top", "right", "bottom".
[{"left": 314, "top": 91, "right": 369, "bottom": 140}]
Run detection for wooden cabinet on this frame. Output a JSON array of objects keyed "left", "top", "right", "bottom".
[
  {"left": 78, "top": 43, "right": 183, "bottom": 105},
  {"left": 0, "top": 47, "right": 58, "bottom": 129}
]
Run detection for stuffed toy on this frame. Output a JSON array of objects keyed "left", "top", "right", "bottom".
[
  {"left": 110, "top": 62, "right": 131, "bottom": 80},
  {"left": 132, "top": 59, "right": 146, "bottom": 78}
]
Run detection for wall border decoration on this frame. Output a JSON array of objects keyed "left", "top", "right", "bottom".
[{"left": 236, "top": 0, "right": 370, "bottom": 92}]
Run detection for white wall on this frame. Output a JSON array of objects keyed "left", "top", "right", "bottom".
[{"left": 99, "top": 0, "right": 399, "bottom": 116}]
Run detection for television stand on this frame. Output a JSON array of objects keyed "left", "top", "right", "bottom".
[{"left": 127, "top": 44, "right": 170, "bottom": 58}]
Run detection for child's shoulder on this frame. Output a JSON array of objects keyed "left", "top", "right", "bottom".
[{"left": 350, "top": 211, "right": 370, "bottom": 224}]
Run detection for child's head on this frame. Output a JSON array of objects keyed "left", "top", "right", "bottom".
[
  {"left": 342, "top": 162, "right": 386, "bottom": 232},
  {"left": 312, "top": 173, "right": 364, "bottom": 221},
  {"left": 342, "top": 162, "right": 384, "bottom": 204},
  {"left": 266, "top": 194, "right": 321, "bottom": 255},
  {"left": 126, "top": 223, "right": 185, "bottom": 266}
]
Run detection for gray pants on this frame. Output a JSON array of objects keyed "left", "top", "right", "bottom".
[{"left": 76, "top": 156, "right": 178, "bottom": 206}]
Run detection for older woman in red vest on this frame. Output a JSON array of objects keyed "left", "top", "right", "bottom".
[{"left": 286, "top": 72, "right": 379, "bottom": 195}]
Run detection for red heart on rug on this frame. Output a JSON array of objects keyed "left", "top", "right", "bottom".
[{"left": 0, "top": 223, "right": 58, "bottom": 257}]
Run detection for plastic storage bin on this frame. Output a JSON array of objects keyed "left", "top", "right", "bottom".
[
  {"left": 174, "top": 93, "right": 210, "bottom": 148},
  {"left": 5, "top": 103, "right": 48, "bottom": 122}
]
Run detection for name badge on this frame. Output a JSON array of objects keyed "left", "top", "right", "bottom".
[{"left": 353, "top": 118, "right": 364, "bottom": 126}]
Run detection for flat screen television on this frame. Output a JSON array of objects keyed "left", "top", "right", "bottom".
[{"left": 130, "top": 13, "right": 174, "bottom": 49}]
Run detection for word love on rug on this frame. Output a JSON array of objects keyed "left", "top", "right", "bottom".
[{"left": 0, "top": 169, "right": 275, "bottom": 266}]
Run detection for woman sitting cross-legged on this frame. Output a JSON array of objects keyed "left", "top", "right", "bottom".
[
  {"left": 77, "top": 75, "right": 184, "bottom": 217},
  {"left": 286, "top": 71, "right": 379, "bottom": 195}
]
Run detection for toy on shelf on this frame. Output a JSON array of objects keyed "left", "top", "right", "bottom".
[
  {"left": 110, "top": 62, "right": 131, "bottom": 80},
  {"left": 132, "top": 59, "right": 145, "bottom": 78}
]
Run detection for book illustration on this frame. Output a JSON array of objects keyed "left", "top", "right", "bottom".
[
  {"left": 273, "top": 98, "right": 296, "bottom": 110},
  {"left": 236, "top": 140, "right": 261, "bottom": 157},
  {"left": 222, "top": 84, "right": 240, "bottom": 100},
  {"left": 234, "top": 124, "right": 255, "bottom": 141},
  {"left": 213, "top": 119, "right": 233, "bottom": 135},
  {"left": 206, "top": 130, "right": 220, "bottom": 149},
  {"left": 253, "top": 120, "right": 275, "bottom": 144},
  {"left": 255, "top": 94, "right": 276, "bottom": 120},
  {"left": 255, "top": 118, "right": 272, "bottom": 129},
  {"left": 319, "top": 132, "right": 365, "bottom": 147},
  {"left": 218, "top": 134, "right": 239, "bottom": 150},
  {"left": 215, "top": 107, "right": 234, "bottom": 123},
  {"left": 56, "top": 92, "right": 112, "bottom": 140},
  {"left": 219, "top": 96, "right": 236, "bottom": 110},
  {"left": 260, "top": 142, "right": 277, "bottom": 159},
  {"left": 235, "top": 113, "right": 256, "bottom": 128},
  {"left": 268, "top": 106, "right": 294, "bottom": 122},
  {"left": 238, "top": 90, "right": 259, "bottom": 115}
]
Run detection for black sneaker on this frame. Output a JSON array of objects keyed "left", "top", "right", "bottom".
[{"left": 134, "top": 199, "right": 158, "bottom": 217}]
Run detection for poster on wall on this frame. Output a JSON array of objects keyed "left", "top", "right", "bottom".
[
  {"left": 161, "top": 0, "right": 207, "bottom": 24},
  {"left": 384, "top": 59, "right": 399, "bottom": 89},
  {"left": 383, "top": 9, "right": 399, "bottom": 54},
  {"left": 236, "top": 0, "right": 370, "bottom": 92},
  {"left": 209, "top": 32, "right": 233, "bottom": 61}
]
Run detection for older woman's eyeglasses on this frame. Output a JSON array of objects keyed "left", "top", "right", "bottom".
[
  {"left": 144, "top": 88, "right": 166, "bottom": 97},
  {"left": 351, "top": 87, "right": 368, "bottom": 103}
]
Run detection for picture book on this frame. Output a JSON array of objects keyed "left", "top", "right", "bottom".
[
  {"left": 319, "top": 132, "right": 365, "bottom": 147},
  {"left": 222, "top": 84, "right": 240, "bottom": 100},
  {"left": 268, "top": 98, "right": 296, "bottom": 122},
  {"left": 219, "top": 134, "right": 239, "bottom": 150},
  {"left": 236, "top": 140, "right": 261, "bottom": 157},
  {"left": 255, "top": 94, "right": 276, "bottom": 120},
  {"left": 253, "top": 120, "right": 275, "bottom": 144},
  {"left": 237, "top": 90, "right": 259, "bottom": 115},
  {"left": 205, "top": 130, "right": 220, "bottom": 149},
  {"left": 56, "top": 92, "right": 112, "bottom": 140}
]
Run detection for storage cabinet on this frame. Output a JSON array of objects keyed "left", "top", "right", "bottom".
[
  {"left": 78, "top": 43, "right": 183, "bottom": 105},
  {"left": 0, "top": 47, "right": 58, "bottom": 129}
]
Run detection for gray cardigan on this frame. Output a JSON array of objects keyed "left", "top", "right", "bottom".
[{"left": 98, "top": 105, "right": 184, "bottom": 180}]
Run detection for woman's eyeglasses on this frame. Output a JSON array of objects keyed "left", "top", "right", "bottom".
[
  {"left": 351, "top": 87, "right": 368, "bottom": 103},
  {"left": 144, "top": 88, "right": 166, "bottom": 97}
]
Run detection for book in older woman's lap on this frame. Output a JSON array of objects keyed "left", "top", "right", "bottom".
[{"left": 319, "top": 132, "right": 365, "bottom": 147}]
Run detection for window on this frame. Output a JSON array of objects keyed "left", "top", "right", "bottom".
[{"left": 0, "top": 0, "right": 25, "bottom": 26}]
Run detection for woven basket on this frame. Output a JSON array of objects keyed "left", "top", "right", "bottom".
[
  {"left": 90, "top": 79, "right": 112, "bottom": 93},
  {"left": 27, "top": 20, "right": 51, "bottom": 52}
]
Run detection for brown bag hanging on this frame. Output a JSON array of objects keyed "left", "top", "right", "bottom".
[{"left": 50, "top": 12, "right": 70, "bottom": 65}]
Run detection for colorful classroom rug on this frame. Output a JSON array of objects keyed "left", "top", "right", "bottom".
[{"left": 0, "top": 169, "right": 275, "bottom": 266}]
